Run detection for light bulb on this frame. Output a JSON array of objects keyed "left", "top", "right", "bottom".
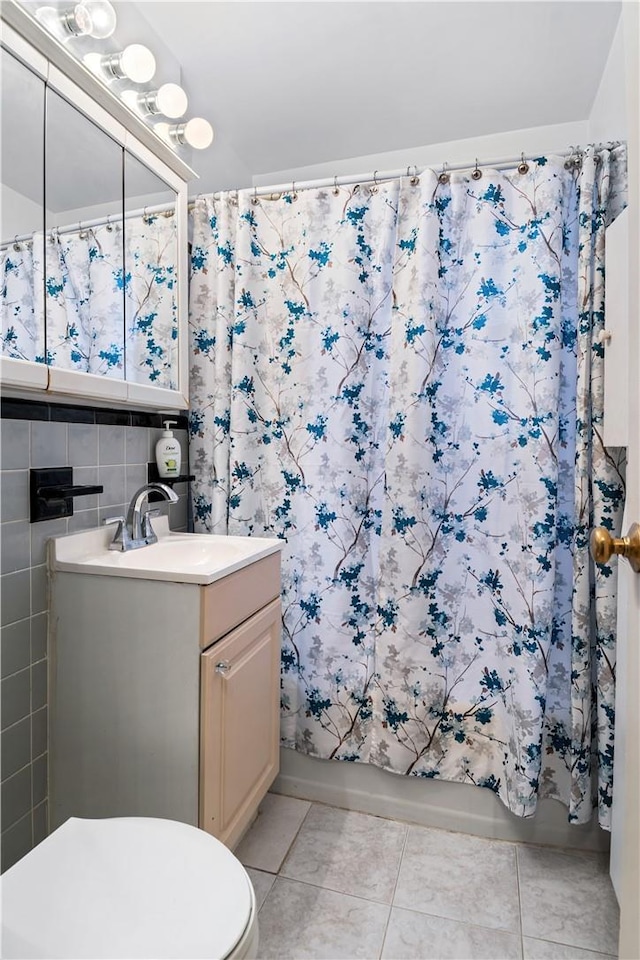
[
  {"left": 92, "top": 44, "right": 156, "bottom": 84},
  {"left": 83, "top": 0, "right": 116, "bottom": 38},
  {"left": 155, "top": 119, "right": 214, "bottom": 150},
  {"left": 83, "top": 51, "right": 104, "bottom": 77},
  {"left": 183, "top": 118, "right": 214, "bottom": 150},
  {"left": 135, "top": 83, "right": 188, "bottom": 119},
  {"left": 161, "top": 118, "right": 214, "bottom": 150},
  {"left": 36, "top": 4, "right": 92, "bottom": 39},
  {"left": 154, "top": 122, "right": 171, "bottom": 144},
  {"left": 118, "top": 44, "right": 156, "bottom": 83},
  {"left": 119, "top": 89, "right": 140, "bottom": 112}
]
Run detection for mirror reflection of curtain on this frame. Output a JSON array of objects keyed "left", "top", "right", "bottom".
[
  {"left": 124, "top": 212, "right": 178, "bottom": 390},
  {"left": 1, "top": 236, "right": 45, "bottom": 363},
  {"left": 1, "top": 213, "right": 177, "bottom": 388},
  {"left": 46, "top": 223, "right": 125, "bottom": 377}
]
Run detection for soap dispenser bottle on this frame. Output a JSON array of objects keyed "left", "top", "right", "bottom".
[{"left": 155, "top": 421, "right": 181, "bottom": 479}]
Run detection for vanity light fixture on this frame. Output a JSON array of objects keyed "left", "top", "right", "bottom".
[
  {"left": 155, "top": 117, "right": 214, "bottom": 150},
  {"left": 84, "top": 44, "right": 156, "bottom": 84},
  {"left": 36, "top": 4, "right": 93, "bottom": 39},
  {"left": 122, "top": 83, "right": 188, "bottom": 119}
]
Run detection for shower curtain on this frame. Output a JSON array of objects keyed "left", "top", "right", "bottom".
[
  {"left": 189, "top": 144, "right": 626, "bottom": 827},
  {"left": 1, "top": 234, "right": 45, "bottom": 362},
  {"left": 46, "top": 222, "right": 125, "bottom": 375},
  {"left": 1, "top": 213, "right": 177, "bottom": 387}
]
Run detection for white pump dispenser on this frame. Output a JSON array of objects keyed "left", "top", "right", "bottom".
[{"left": 155, "top": 420, "right": 181, "bottom": 479}]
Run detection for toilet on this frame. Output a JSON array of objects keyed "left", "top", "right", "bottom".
[{"left": 0, "top": 817, "right": 258, "bottom": 959}]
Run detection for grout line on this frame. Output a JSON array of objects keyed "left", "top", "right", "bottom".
[
  {"left": 274, "top": 799, "right": 314, "bottom": 875},
  {"left": 525, "top": 937, "right": 617, "bottom": 960},
  {"left": 0, "top": 661, "right": 31, "bottom": 687},
  {"left": 0, "top": 809, "right": 31, "bottom": 843},
  {"left": 0, "top": 713, "right": 31, "bottom": 735},
  {"left": 269, "top": 872, "right": 395, "bottom": 909},
  {"left": 378, "top": 820, "right": 409, "bottom": 959},
  {"left": 0, "top": 757, "right": 33, "bottom": 786},
  {"left": 515, "top": 843, "right": 525, "bottom": 960}
]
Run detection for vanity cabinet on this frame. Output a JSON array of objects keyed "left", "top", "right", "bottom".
[
  {"left": 49, "top": 549, "right": 282, "bottom": 850},
  {"left": 201, "top": 600, "right": 281, "bottom": 847}
]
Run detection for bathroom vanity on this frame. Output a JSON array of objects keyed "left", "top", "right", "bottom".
[{"left": 48, "top": 520, "right": 282, "bottom": 849}]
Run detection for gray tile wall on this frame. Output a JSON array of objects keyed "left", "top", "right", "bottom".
[{"left": 0, "top": 417, "right": 190, "bottom": 872}]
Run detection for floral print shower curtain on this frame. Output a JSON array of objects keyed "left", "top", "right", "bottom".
[
  {"left": 189, "top": 145, "right": 626, "bottom": 827},
  {"left": 124, "top": 211, "right": 178, "bottom": 389},
  {"left": 46, "top": 222, "right": 125, "bottom": 375},
  {"left": 1, "top": 213, "right": 177, "bottom": 387},
  {"left": 1, "top": 234, "right": 45, "bottom": 362}
]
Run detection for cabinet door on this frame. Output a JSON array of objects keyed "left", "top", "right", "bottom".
[
  {"left": 0, "top": 42, "right": 48, "bottom": 388},
  {"left": 200, "top": 599, "right": 281, "bottom": 848}
]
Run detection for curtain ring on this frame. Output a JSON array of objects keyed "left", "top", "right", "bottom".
[
  {"left": 517, "top": 152, "right": 529, "bottom": 175},
  {"left": 78, "top": 221, "right": 88, "bottom": 240},
  {"left": 291, "top": 181, "right": 298, "bottom": 201},
  {"left": 106, "top": 215, "right": 113, "bottom": 232},
  {"left": 13, "top": 235, "right": 21, "bottom": 251},
  {"left": 564, "top": 146, "right": 582, "bottom": 170},
  {"left": 410, "top": 165, "right": 420, "bottom": 186},
  {"left": 251, "top": 186, "right": 259, "bottom": 206},
  {"left": 333, "top": 175, "right": 340, "bottom": 197},
  {"left": 370, "top": 170, "right": 379, "bottom": 194},
  {"left": 438, "top": 162, "right": 449, "bottom": 185},
  {"left": 471, "top": 158, "right": 482, "bottom": 181}
]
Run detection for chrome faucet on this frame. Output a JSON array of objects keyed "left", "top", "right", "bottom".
[{"left": 104, "top": 482, "right": 179, "bottom": 551}]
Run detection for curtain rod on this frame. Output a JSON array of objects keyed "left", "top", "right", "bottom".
[
  {"left": 189, "top": 147, "right": 581, "bottom": 207},
  {"left": 3, "top": 200, "right": 176, "bottom": 248},
  {"left": 3, "top": 148, "right": 585, "bottom": 245}
]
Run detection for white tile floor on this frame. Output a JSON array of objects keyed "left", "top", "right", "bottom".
[{"left": 238, "top": 793, "right": 619, "bottom": 960}]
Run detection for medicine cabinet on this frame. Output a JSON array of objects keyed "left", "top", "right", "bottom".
[{"left": 0, "top": 4, "right": 195, "bottom": 409}]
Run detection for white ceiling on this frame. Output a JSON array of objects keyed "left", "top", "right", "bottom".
[{"left": 132, "top": 1, "right": 621, "bottom": 193}]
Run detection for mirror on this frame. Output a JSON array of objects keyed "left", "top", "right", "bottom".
[
  {"left": 124, "top": 152, "right": 178, "bottom": 390},
  {"left": 1, "top": 23, "right": 188, "bottom": 407},
  {"left": 0, "top": 47, "right": 45, "bottom": 364},
  {"left": 45, "top": 88, "right": 124, "bottom": 378}
]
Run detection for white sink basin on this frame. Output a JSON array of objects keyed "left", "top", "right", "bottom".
[{"left": 51, "top": 517, "right": 282, "bottom": 585}]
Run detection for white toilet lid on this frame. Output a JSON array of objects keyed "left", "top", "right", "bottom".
[{"left": 1, "top": 817, "right": 254, "bottom": 959}]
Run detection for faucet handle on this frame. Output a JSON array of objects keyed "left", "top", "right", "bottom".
[
  {"left": 142, "top": 508, "right": 162, "bottom": 542},
  {"left": 103, "top": 515, "right": 126, "bottom": 550}
]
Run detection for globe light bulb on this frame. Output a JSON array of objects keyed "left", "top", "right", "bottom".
[
  {"left": 155, "top": 84, "right": 189, "bottom": 119},
  {"left": 154, "top": 118, "right": 214, "bottom": 151},
  {"left": 118, "top": 44, "right": 156, "bottom": 83},
  {"left": 93, "top": 44, "right": 156, "bottom": 84},
  {"left": 83, "top": 0, "right": 117, "bottom": 39},
  {"left": 83, "top": 51, "right": 104, "bottom": 76},
  {"left": 36, "top": 4, "right": 92, "bottom": 39},
  {"left": 135, "top": 83, "right": 188, "bottom": 119},
  {"left": 180, "top": 118, "right": 214, "bottom": 150},
  {"left": 119, "top": 89, "right": 140, "bottom": 112},
  {"left": 154, "top": 122, "right": 171, "bottom": 144}
]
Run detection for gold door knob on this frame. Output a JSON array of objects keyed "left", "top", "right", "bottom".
[{"left": 590, "top": 523, "right": 640, "bottom": 573}]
